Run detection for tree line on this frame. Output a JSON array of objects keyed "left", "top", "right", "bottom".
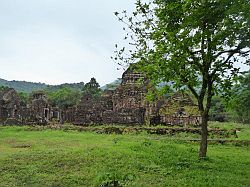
[{"left": 8, "top": 78, "right": 102, "bottom": 109}]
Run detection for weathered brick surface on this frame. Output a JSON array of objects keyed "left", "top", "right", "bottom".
[{"left": 0, "top": 88, "right": 21, "bottom": 123}]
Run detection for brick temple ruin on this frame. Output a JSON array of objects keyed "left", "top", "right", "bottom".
[
  {"left": 63, "top": 67, "right": 202, "bottom": 126},
  {"left": 0, "top": 89, "right": 60, "bottom": 125},
  {"left": 0, "top": 88, "right": 21, "bottom": 124},
  {"left": 0, "top": 67, "right": 202, "bottom": 126},
  {"left": 70, "top": 68, "right": 148, "bottom": 125}
]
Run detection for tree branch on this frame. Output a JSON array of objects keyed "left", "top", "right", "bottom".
[
  {"left": 188, "top": 84, "right": 199, "bottom": 100},
  {"left": 211, "top": 52, "right": 235, "bottom": 78},
  {"left": 213, "top": 44, "right": 250, "bottom": 60},
  {"left": 186, "top": 47, "right": 203, "bottom": 70},
  {"left": 211, "top": 47, "right": 250, "bottom": 79}
]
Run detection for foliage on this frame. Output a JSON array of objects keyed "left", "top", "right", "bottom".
[
  {"left": 228, "top": 71, "right": 250, "bottom": 123},
  {"left": 17, "top": 92, "right": 29, "bottom": 106},
  {"left": 160, "top": 102, "right": 178, "bottom": 115},
  {"left": 209, "top": 96, "right": 227, "bottom": 122},
  {"left": 231, "top": 90, "right": 250, "bottom": 123},
  {"left": 0, "top": 125, "right": 249, "bottom": 186},
  {"left": 183, "top": 106, "right": 200, "bottom": 116},
  {"left": 82, "top": 77, "right": 102, "bottom": 98},
  {"left": 114, "top": 0, "right": 250, "bottom": 158},
  {"left": 0, "top": 85, "right": 9, "bottom": 91},
  {"left": 46, "top": 87, "right": 81, "bottom": 109},
  {"left": 45, "top": 82, "right": 85, "bottom": 92}
]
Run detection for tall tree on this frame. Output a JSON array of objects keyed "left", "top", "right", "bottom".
[
  {"left": 82, "top": 78, "right": 102, "bottom": 98},
  {"left": 114, "top": 0, "right": 250, "bottom": 158}
]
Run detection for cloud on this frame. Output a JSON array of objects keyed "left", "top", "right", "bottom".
[
  {"left": 0, "top": 0, "right": 134, "bottom": 85},
  {"left": 0, "top": 25, "right": 122, "bottom": 85}
]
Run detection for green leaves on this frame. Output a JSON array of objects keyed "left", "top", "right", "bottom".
[
  {"left": 47, "top": 87, "right": 81, "bottom": 109},
  {"left": 228, "top": 70, "right": 250, "bottom": 123},
  {"left": 82, "top": 77, "right": 102, "bottom": 98},
  {"left": 114, "top": 0, "right": 250, "bottom": 103}
]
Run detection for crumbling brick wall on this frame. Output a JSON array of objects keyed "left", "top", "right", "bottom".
[{"left": 0, "top": 88, "right": 21, "bottom": 122}]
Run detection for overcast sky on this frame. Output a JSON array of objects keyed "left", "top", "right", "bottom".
[
  {"left": 1, "top": 1, "right": 249, "bottom": 86},
  {"left": 0, "top": 0, "right": 135, "bottom": 86}
]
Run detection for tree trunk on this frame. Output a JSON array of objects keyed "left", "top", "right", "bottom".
[{"left": 199, "top": 113, "right": 208, "bottom": 159}]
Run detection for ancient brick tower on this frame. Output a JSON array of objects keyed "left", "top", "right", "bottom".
[
  {"left": 0, "top": 88, "right": 21, "bottom": 121},
  {"left": 72, "top": 66, "right": 148, "bottom": 125}
]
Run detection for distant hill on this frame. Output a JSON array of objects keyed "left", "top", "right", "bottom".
[
  {"left": 0, "top": 78, "right": 48, "bottom": 93},
  {"left": 0, "top": 78, "right": 85, "bottom": 93},
  {"left": 101, "top": 79, "right": 122, "bottom": 90},
  {"left": 0, "top": 77, "right": 124, "bottom": 93},
  {"left": 45, "top": 82, "right": 85, "bottom": 92}
]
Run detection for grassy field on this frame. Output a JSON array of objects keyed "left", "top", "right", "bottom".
[{"left": 0, "top": 122, "right": 249, "bottom": 187}]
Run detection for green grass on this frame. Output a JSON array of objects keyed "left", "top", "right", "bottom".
[
  {"left": 0, "top": 124, "right": 249, "bottom": 187},
  {"left": 209, "top": 121, "right": 250, "bottom": 140}
]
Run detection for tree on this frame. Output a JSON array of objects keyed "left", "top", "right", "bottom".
[
  {"left": 47, "top": 87, "right": 81, "bottom": 109},
  {"left": 229, "top": 71, "right": 250, "bottom": 123},
  {"left": 18, "top": 92, "right": 29, "bottom": 106},
  {"left": 209, "top": 95, "right": 227, "bottom": 122},
  {"left": 231, "top": 90, "right": 250, "bottom": 123},
  {"left": 114, "top": 0, "right": 250, "bottom": 159},
  {"left": 82, "top": 78, "right": 102, "bottom": 98}
]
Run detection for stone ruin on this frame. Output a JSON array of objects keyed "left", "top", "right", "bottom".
[
  {"left": 20, "top": 91, "right": 48, "bottom": 124},
  {"left": 63, "top": 67, "right": 201, "bottom": 126},
  {"left": 0, "top": 88, "right": 21, "bottom": 124},
  {"left": 63, "top": 68, "right": 147, "bottom": 125},
  {"left": 22, "top": 91, "right": 61, "bottom": 125},
  {"left": 158, "top": 92, "right": 202, "bottom": 126},
  {"left": 0, "top": 89, "right": 60, "bottom": 125},
  {"left": 0, "top": 67, "right": 202, "bottom": 126}
]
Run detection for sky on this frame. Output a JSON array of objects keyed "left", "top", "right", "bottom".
[
  {"left": 1, "top": 1, "right": 249, "bottom": 86},
  {"left": 0, "top": 0, "right": 135, "bottom": 86}
]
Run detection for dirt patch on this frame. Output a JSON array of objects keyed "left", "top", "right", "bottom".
[{"left": 11, "top": 144, "right": 32, "bottom": 149}]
